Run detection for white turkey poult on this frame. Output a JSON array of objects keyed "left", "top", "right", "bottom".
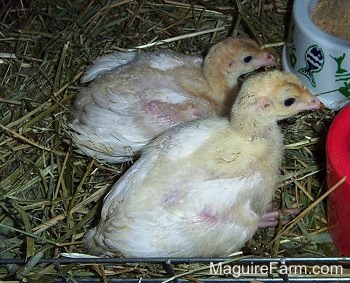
[{"left": 70, "top": 37, "right": 275, "bottom": 163}]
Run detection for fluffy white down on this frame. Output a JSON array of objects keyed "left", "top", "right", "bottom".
[
  {"left": 70, "top": 85, "right": 214, "bottom": 162},
  {"left": 81, "top": 52, "right": 136, "bottom": 83},
  {"left": 88, "top": 165, "right": 264, "bottom": 257},
  {"left": 86, "top": 116, "right": 278, "bottom": 257},
  {"left": 100, "top": 118, "right": 222, "bottom": 214}
]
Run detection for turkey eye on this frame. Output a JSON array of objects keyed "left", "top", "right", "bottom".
[
  {"left": 243, "top": 55, "right": 253, "bottom": 63},
  {"left": 284, "top": 98, "right": 296, "bottom": 107}
]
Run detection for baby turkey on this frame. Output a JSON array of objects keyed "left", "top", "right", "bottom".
[
  {"left": 85, "top": 70, "right": 321, "bottom": 257},
  {"left": 70, "top": 37, "right": 275, "bottom": 163}
]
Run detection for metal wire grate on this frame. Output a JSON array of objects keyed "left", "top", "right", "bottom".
[{"left": 1, "top": 257, "right": 350, "bottom": 282}]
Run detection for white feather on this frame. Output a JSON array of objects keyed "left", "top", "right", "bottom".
[
  {"left": 148, "top": 53, "right": 186, "bottom": 70},
  {"left": 81, "top": 52, "right": 136, "bottom": 83},
  {"left": 150, "top": 117, "right": 225, "bottom": 160},
  {"left": 141, "top": 50, "right": 203, "bottom": 70}
]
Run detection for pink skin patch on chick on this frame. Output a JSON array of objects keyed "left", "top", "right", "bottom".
[
  {"left": 195, "top": 208, "right": 218, "bottom": 223},
  {"left": 146, "top": 100, "right": 162, "bottom": 112},
  {"left": 144, "top": 100, "right": 205, "bottom": 124},
  {"left": 144, "top": 100, "right": 178, "bottom": 124}
]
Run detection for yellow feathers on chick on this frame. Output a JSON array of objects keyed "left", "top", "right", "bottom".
[{"left": 85, "top": 70, "right": 321, "bottom": 257}]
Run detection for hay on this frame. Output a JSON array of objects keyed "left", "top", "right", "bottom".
[{"left": 0, "top": 0, "right": 341, "bottom": 281}]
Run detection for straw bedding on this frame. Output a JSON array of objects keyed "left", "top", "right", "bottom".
[{"left": 0, "top": 0, "right": 341, "bottom": 281}]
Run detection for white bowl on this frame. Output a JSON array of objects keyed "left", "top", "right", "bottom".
[{"left": 282, "top": 0, "right": 350, "bottom": 109}]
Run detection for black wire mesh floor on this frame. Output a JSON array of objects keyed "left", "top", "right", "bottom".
[{"left": 1, "top": 257, "right": 350, "bottom": 282}]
